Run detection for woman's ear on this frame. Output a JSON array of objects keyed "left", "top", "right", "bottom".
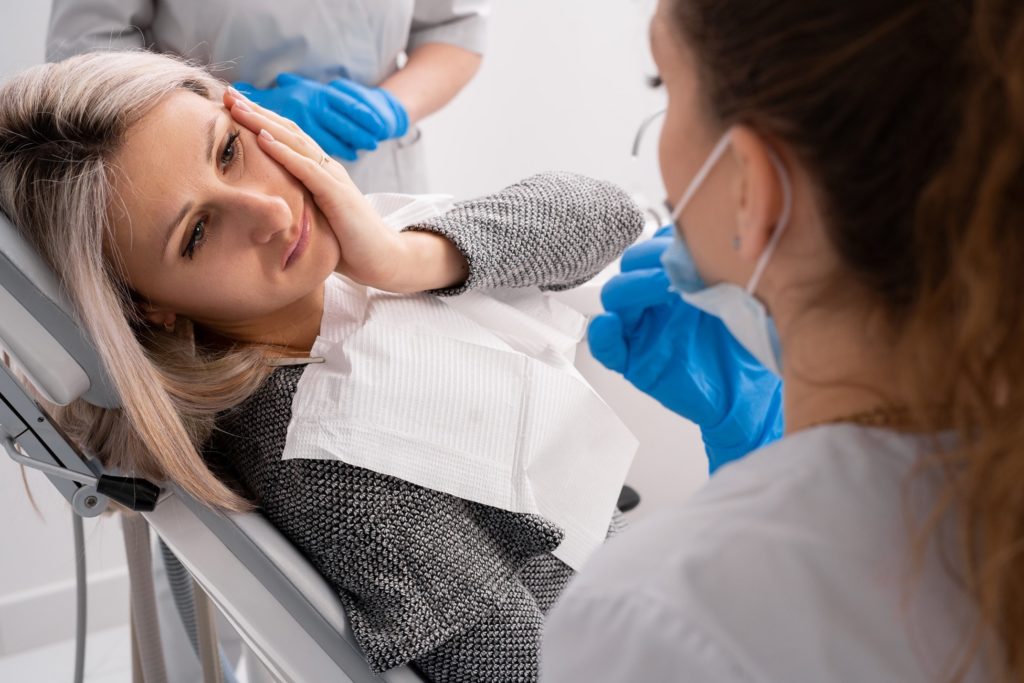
[
  {"left": 729, "top": 126, "right": 783, "bottom": 264},
  {"left": 140, "top": 303, "right": 177, "bottom": 331}
]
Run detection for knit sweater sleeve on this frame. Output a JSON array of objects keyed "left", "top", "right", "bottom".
[{"left": 403, "top": 172, "right": 645, "bottom": 296}]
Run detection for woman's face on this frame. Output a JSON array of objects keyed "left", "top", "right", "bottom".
[
  {"left": 649, "top": 1, "right": 762, "bottom": 287},
  {"left": 109, "top": 89, "right": 340, "bottom": 338}
]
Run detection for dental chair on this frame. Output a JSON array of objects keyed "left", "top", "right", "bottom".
[{"left": 0, "top": 211, "right": 424, "bottom": 682}]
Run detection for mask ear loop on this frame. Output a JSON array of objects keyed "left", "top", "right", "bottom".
[{"left": 744, "top": 149, "right": 793, "bottom": 294}]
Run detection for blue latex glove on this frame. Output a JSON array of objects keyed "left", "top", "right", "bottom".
[
  {"left": 233, "top": 73, "right": 387, "bottom": 161},
  {"left": 588, "top": 229, "right": 784, "bottom": 473},
  {"left": 328, "top": 77, "right": 409, "bottom": 141}
]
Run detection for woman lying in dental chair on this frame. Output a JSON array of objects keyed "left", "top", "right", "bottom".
[{"left": 0, "top": 51, "right": 642, "bottom": 682}]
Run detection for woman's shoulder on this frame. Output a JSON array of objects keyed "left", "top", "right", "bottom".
[
  {"left": 573, "top": 424, "right": 931, "bottom": 597},
  {"left": 702, "top": 422, "right": 926, "bottom": 528},
  {"left": 544, "top": 425, "right": 968, "bottom": 682}
]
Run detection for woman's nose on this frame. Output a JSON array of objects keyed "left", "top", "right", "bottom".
[{"left": 234, "top": 190, "right": 293, "bottom": 244}]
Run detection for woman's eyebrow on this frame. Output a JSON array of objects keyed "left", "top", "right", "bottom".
[
  {"left": 162, "top": 200, "right": 194, "bottom": 255},
  {"left": 161, "top": 114, "right": 221, "bottom": 255}
]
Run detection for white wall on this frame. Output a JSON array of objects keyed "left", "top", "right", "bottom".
[
  {"left": 0, "top": 1, "right": 49, "bottom": 78},
  {"left": 0, "top": 0, "right": 707, "bottom": 656},
  {"left": 420, "top": 0, "right": 668, "bottom": 204}
]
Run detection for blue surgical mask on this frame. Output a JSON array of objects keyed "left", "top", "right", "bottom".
[{"left": 660, "top": 131, "right": 791, "bottom": 375}]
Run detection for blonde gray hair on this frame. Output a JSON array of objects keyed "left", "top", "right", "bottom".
[{"left": 0, "top": 51, "right": 275, "bottom": 510}]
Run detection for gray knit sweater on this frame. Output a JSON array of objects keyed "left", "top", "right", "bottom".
[{"left": 205, "top": 173, "right": 643, "bottom": 682}]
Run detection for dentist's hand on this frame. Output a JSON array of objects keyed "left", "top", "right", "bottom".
[
  {"left": 224, "top": 89, "right": 466, "bottom": 292},
  {"left": 328, "top": 77, "right": 409, "bottom": 141},
  {"left": 233, "top": 73, "right": 387, "bottom": 161},
  {"left": 587, "top": 231, "right": 784, "bottom": 473}
]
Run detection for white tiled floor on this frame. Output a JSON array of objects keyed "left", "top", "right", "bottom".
[{"left": 0, "top": 624, "right": 132, "bottom": 683}]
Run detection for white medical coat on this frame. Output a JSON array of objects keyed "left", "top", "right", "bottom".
[
  {"left": 46, "top": 0, "right": 490, "bottom": 193},
  {"left": 542, "top": 424, "right": 991, "bottom": 682}
]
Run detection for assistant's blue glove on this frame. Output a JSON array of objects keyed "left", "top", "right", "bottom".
[
  {"left": 328, "top": 77, "right": 409, "bottom": 141},
  {"left": 233, "top": 73, "right": 387, "bottom": 161},
  {"left": 588, "top": 230, "right": 784, "bottom": 473}
]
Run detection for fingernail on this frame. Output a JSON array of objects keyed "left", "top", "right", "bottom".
[
  {"left": 233, "top": 99, "right": 252, "bottom": 113},
  {"left": 259, "top": 128, "right": 275, "bottom": 142},
  {"left": 227, "top": 86, "right": 241, "bottom": 98}
]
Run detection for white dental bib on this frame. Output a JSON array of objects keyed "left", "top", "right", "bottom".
[{"left": 281, "top": 194, "right": 639, "bottom": 570}]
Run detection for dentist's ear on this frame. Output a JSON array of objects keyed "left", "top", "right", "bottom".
[{"left": 729, "top": 126, "right": 784, "bottom": 264}]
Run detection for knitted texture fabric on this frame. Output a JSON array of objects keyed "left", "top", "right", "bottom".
[
  {"left": 405, "top": 172, "right": 645, "bottom": 296},
  {"left": 204, "top": 173, "right": 643, "bottom": 681},
  {"left": 207, "top": 366, "right": 578, "bottom": 681}
]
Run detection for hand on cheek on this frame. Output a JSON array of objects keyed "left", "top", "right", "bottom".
[{"left": 223, "top": 89, "right": 467, "bottom": 293}]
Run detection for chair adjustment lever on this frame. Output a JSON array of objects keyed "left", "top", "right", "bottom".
[{"left": 5, "top": 438, "right": 160, "bottom": 512}]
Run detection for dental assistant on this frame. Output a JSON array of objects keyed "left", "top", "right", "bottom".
[
  {"left": 46, "top": 0, "right": 487, "bottom": 193},
  {"left": 542, "top": 0, "right": 1022, "bottom": 681}
]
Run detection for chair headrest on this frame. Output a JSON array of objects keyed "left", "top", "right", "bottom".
[{"left": 0, "top": 212, "right": 119, "bottom": 408}]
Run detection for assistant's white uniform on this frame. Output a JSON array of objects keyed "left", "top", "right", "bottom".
[
  {"left": 46, "top": 0, "right": 490, "bottom": 193},
  {"left": 542, "top": 424, "right": 991, "bottom": 682}
]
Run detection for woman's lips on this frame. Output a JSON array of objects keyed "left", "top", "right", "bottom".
[{"left": 283, "top": 207, "right": 311, "bottom": 270}]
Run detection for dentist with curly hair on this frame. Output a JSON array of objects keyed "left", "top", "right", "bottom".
[{"left": 543, "top": 0, "right": 1018, "bottom": 680}]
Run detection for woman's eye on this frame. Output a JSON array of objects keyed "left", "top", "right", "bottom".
[
  {"left": 646, "top": 74, "right": 664, "bottom": 89},
  {"left": 182, "top": 218, "right": 207, "bottom": 259},
  {"left": 219, "top": 130, "right": 241, "bottom": 170}
]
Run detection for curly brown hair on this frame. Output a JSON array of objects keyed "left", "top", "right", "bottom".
[{"left": 668, "top": 0, "right": 1024, "bottom": 679}]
